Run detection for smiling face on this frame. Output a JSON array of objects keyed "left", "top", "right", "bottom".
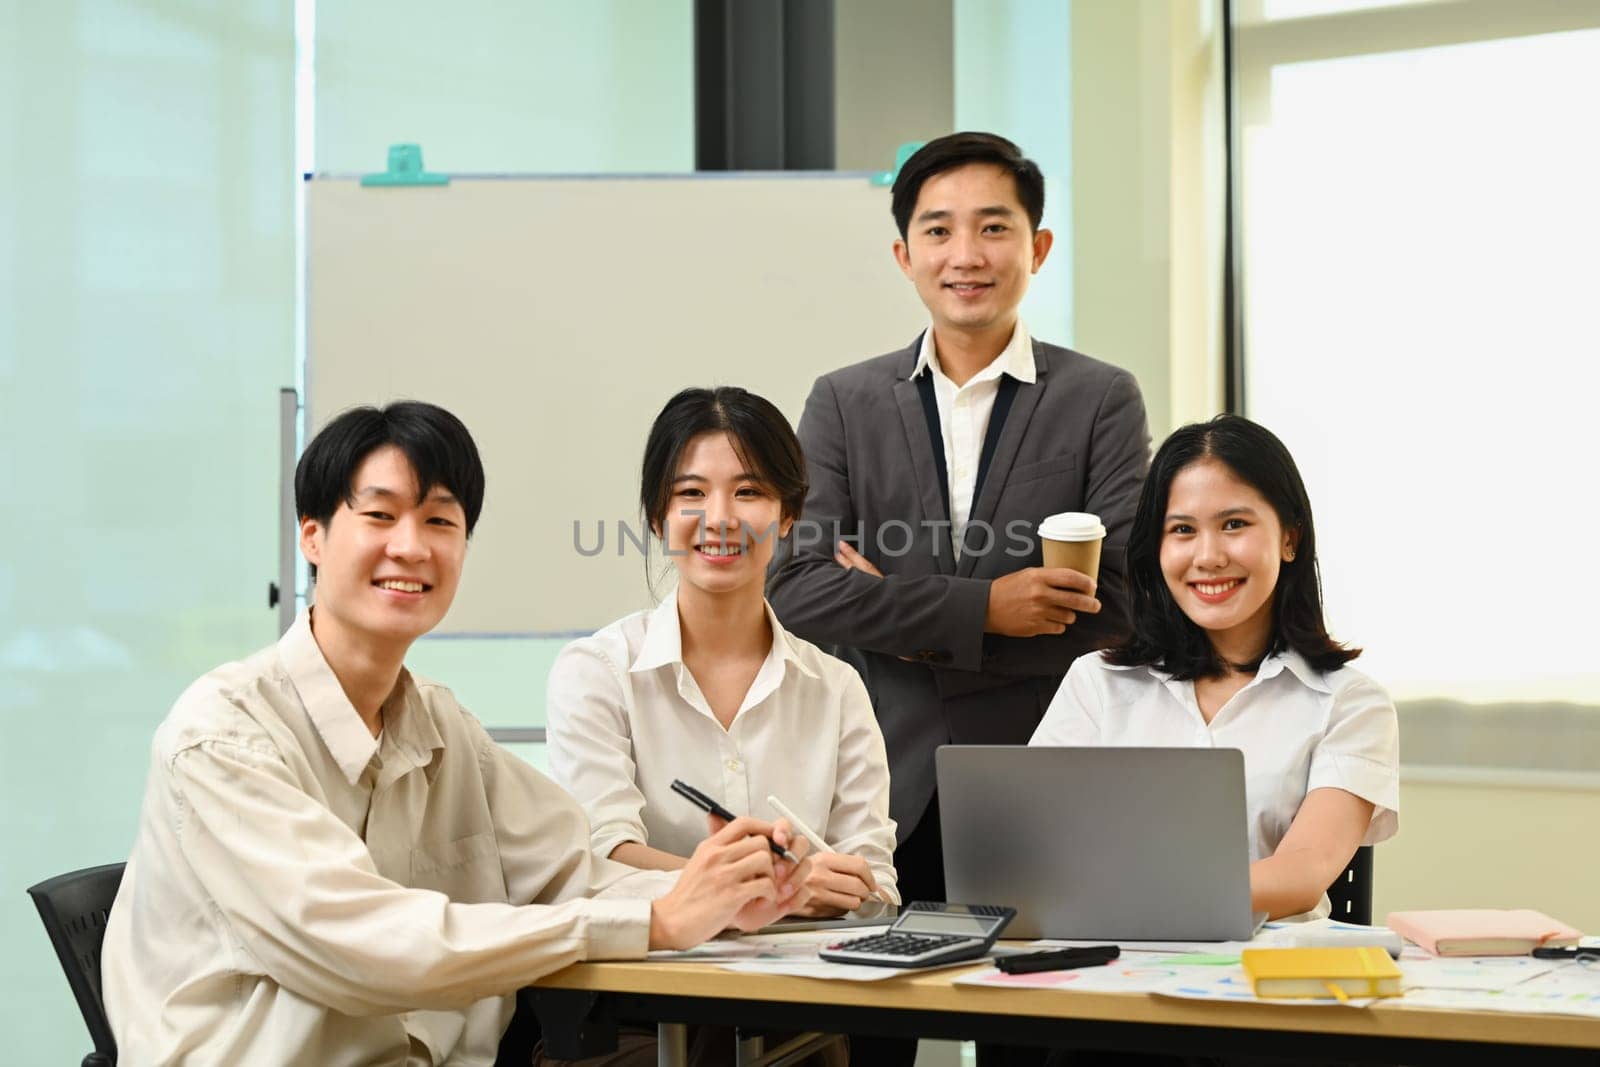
[
  {"left": 892, "top": 162, "right": 1053, "bottom": 340},
  {"left": 300, "top": 444, "right": 467, "bottom": 656},
  {"left": 657, "top": 431, "right": 790, "bottom": 605},
  {"left": 1159, "top": 457, "right": 1298, "bottom": 664}
]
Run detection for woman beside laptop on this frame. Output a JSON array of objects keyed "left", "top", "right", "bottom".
[
  {"left": 545, "top": 386, "right": 898, "bottom": 917},
  {"left": 1031, "top": 414, "right": 1399, "bottom": 921}
]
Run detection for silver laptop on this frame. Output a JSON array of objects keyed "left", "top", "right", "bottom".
[{"left": 936, "top": 746, "right": 1256, "bottom": 941}]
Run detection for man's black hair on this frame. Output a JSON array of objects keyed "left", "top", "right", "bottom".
[
  {"left": 295, "top": 400, "right": 485, "bottom": 535},
  {"left": 890, "top": 131, "right": 1046, "bottom": 241}
]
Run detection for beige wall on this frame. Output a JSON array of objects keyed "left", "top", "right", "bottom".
[
  {"left": 1070, "top": 0, "right": 1173, "bottom": 434},
  {"left": 1070, "top": 0, "right": 1226, "bottom": 439},
  {"left": 1377, "top": 775, "right": 1600, "bottom": 932},
  {"left": 1166, "top": 0, "right": 1226, "bottom": 426}
]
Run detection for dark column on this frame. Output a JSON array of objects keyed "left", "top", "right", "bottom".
[{"left": 695, "top": 0, "right": 836, "bottom": 170}]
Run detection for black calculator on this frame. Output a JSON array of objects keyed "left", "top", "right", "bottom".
[{"left": 818, "top": 902, "right": 1016, "bottom": 968}]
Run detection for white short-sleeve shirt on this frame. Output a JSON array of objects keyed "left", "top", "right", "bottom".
[
  {"left": 546, "top": 590, "right": 900, "bottom": 904},
  {"left": 1030, "top": 649, "right": 1399, "bottom": 867}
]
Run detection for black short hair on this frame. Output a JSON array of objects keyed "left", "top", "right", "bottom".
[
  {"left": 295, "top": 400, "right": 485, "bottom": 535},
  {"left": 640, "top": 387, "right": 807, "bottom": 537},
  {"left": 891, "top": 131, "right": 1046, "bottom": 241},
  {"left": 1104, "top": 414, "right": 1358, "bottom": 679}
]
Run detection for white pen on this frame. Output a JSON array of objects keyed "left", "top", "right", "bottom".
[{"left": 766, "top": 794, "right": 895, "bottom": 906}]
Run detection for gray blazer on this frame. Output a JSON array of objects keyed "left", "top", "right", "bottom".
[{"left": 767, "top": 335, "right": 1152, "bottom": 839}]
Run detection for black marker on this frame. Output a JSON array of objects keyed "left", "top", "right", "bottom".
[
  {"left": 670, "top": 779, "right": 799, "bottom": 862},
  {"left": 995, "top": 944, "right": 1120, "bottom": 975},
  {"left": 1532, "top": 946, "right": 1600, "bottom": 962}
]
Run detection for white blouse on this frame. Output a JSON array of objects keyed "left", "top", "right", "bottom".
[
  {"left": 1030, "top": 649, "right": 1399, "bottom": 867},
  {"left": 546, "top": 590, "right": 900, "bottom": 903}
]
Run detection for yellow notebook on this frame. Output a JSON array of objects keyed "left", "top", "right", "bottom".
[{"left": 1241, "top": 947, "right": 1403, "bottom": 1002}]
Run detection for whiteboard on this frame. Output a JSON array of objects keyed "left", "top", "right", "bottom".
[{"left": 306, "top": 174, "right": 926, "bottom": 634}]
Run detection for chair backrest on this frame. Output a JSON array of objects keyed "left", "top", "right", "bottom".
[
  {"left": 27, "top": 862, "right": 125, "bottom": 1063},
  {"left": 1325, "top": 845, "right": 1374, "bottom": 925}
]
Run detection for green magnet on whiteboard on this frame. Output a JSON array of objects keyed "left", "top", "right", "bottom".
[
  {"left": 870, "top": 141, "right": 925, "bottom": 187},
  {"left": 361, "top": 143, "right": 450, "bottom": 187}
]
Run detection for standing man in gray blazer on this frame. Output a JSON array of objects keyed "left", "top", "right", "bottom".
[{"left": 768, "top": 132, "right": 1152, "bottom": 912}]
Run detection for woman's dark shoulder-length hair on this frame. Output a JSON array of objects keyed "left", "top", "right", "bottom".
[
  {"left": 638, "top": 386, "right": 807, "bottom": 596},
  {"left": 639, "top": 384, "right": 808, "bottom": 534},
  {"left": 1104, "top": 413, "right": 1358, "bottom": 679}
]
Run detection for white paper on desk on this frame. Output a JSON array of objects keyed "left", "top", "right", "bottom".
[
  {"left": 717, "top": 959, "right": 906, "bottom": 981},
  {"left": 954, "top": 952, "right": 1227, "bottom": 994},
  {"left": 956, "top": 956, "right": 1375, "bottom": 1007},
  {"left": 1153, "top": 970, "right": 1378, "bottom": 1008},
  {"left": 645, "top": 929, "right": 848, "bottom": 963},
  {"left": 719, "top": 951, "right": 1003, "bottom": 982},
  {"left": 1400, "top": 963, "right": 1600, "bottom": 1018},
  {"left": 650, "top": 929, "right": 973, "bottom": 978},
  {"left": 1400, "top": 955, "right": 1557, "bottom": 992},
  {"left": 1020, "top": 918, "right": 1378, "bottom": 958},
  {"left": 1029, "top": 937, "right": 1265, "bottom": 955},
  {"left": 1081, "top": 919, "right": 1403, "bottom": 959}
]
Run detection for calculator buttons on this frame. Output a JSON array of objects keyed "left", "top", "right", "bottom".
[{"left": 818, "top": 900, "right": 1017, "bottom": 969}]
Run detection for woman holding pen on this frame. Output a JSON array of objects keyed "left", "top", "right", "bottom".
[
  {"left": 546, "top": 386, "right": 899, "bottom": 917},
  {"left": 1031, "top": 414, "right": 1399, "bottom": 922}
]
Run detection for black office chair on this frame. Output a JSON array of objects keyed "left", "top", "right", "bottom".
[
  {"left": 27, "top": 862, "right": 125, "bottom": 1067},
  {"left": 1325, "top": 844, "right": 1374, "bottom": 925}
]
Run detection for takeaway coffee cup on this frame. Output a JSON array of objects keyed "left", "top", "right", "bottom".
[{"left": 1038, "top": 512, "right": 1106, "bottom": 582}]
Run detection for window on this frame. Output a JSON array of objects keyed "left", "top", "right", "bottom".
[{"left": 1235, "top": 1, "right": 1600, "bottom": 763}]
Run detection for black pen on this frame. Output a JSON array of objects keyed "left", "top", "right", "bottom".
[
  {"left": 996, "top": 945, "right": 1120, "bottom": 975},
  {"left": 670, "top": 779, "right": 799, "bottom": 862},
  {"left": 1532, "top": 946, "right": 1600, "bottom": 961}
]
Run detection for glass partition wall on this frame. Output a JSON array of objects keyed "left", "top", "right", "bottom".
[{"left": 2, "top": 3, "right": 295, "bottom": 1060}]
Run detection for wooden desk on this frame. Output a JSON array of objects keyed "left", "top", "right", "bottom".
[{"left": 527, "top": 958, "right": 1600, "bottom": 1065}]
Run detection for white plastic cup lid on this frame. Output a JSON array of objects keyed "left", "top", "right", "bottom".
[{"left": 1038, "top": 512, "right": 1105, "bottom": 542}]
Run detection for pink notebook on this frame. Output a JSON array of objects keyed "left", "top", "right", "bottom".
[{"left": 1387, "top": 909, "right": 1583, "bottom": 956}]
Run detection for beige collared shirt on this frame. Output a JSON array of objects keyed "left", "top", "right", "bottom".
[
  {"left": 545, "top": 590, "right": 899, "bottom": 904},
  {"left": 910, "top": 319, "right": 1037, "bottom": 556},
  {"left": 103, "top": 610, "right": 672, "bottom": 1066}
]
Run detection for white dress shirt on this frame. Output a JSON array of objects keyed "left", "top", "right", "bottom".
[
  {"left": 545, "top": 590, "right": 900, "bottom": 904},
  {"left": 910, "top": 319, "right": 1037, "bottom": 555},
  {"left": 1031, "top": 650, "right": 1399, "bottom": 912},
  {"left": 103, "top": 610, "right": 674, "bottom": 1067}
]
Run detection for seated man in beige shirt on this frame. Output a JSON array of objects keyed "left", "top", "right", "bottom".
[{"left": 102, "top": 400, "right": 810, "bottom": 1066}]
